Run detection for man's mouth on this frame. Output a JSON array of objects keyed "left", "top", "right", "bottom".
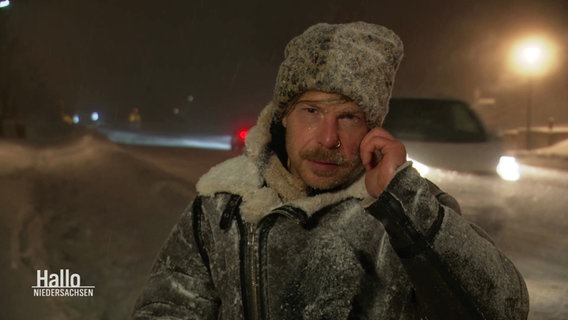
[
  {"left": 308, "top": 159, "right": 341, "bottom": 172},
  {"left": 299, "top": 148, "right": 346, "bottom": 174}
]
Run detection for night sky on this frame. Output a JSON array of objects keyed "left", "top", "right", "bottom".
[{"left": 2, "top": 0, "right": 567, "bottom": 132}]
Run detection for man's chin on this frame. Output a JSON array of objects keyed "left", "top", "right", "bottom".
[
  {"left": 304, "top": 175, "right": 352, "bottom": 194},
  {"left": 309, "top": 168, "right": 365, "bottom": 192}
]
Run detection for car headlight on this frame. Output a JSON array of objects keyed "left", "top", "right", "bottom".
[{"left": 496, "top": 156, "right": 520, "bottom": 181}]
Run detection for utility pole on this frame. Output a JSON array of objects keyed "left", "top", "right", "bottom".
[{"left": 525, "top": 77, "right": 533, "bottom": 149}]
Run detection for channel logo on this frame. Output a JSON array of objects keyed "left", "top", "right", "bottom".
[{"left": 32, "top": 269, "right": 95, "bottom": 297}]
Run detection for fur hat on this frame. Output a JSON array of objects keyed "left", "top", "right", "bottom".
[{"left": 272, "top": 22, "right": 404, "bottom": 128}]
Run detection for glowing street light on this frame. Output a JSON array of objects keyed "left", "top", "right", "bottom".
[
  {"left": 0, "top": 0, "right": 9, "bottom": 9},
  {"left": 510, "top": 36, "right": 556, "bottom": 149},
  {"left": 522, "top": 46, "right": 541, "bottom": 65},
  {"left": 512, "top": 37, "right": 554, "bottom": 77}
]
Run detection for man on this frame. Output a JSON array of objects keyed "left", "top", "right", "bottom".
[{"left": 132, "top": 22, "right": 529, "bottom": 319}]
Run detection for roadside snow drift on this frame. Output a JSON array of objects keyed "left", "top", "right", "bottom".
[{"left": 0, "top": 133, "right": 230, "bottom": 319}]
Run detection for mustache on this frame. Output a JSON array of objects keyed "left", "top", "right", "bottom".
[{"left": 299, "top": 147, "right": 355, "bottom": 166}]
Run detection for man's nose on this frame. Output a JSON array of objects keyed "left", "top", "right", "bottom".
[{"left": 317, "top": 116, "right": 340, "bottom": 149}]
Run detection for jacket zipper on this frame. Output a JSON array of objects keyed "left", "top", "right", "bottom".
[
  {"left": 245, "top": 222, "right": 261, "bottom": 320},
  {"left": 241, "top": 207, "right": 305, "bottom": 319}
]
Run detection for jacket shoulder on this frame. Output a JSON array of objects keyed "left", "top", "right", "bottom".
[{"left": 196, "top": 155, "right": 264, "bottom": 197}]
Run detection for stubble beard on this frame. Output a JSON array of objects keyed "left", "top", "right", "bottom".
[{"left": 295, "top": 147, "right": 364, "bottom": 193}]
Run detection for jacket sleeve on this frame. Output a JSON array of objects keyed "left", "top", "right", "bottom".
[
  {"left": 131, "top": 196, "right": 220, "bottom": 319},
  {"left": 366, "top": 165, "right": 529, "bottom": 320}
]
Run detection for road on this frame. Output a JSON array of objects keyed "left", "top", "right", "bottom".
[
  {"left": 426, "top": 165, "right": 568, "bottom": 320},
  {"left": 0, "top": 133, "right": 566, "bottom": 319}
]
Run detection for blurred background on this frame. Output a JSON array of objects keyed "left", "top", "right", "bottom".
[
  {"left": 1, "top": 1, "right": 567, "bottom": 319},
  {"left": 1, "top": 0, "right": 567, "bottom": 138}
]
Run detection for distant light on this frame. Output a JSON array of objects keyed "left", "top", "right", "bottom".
[
  {"left": 496, "top": 156, "right": 520, "bottom": 181},
  {"left": 0, "top": 0, "right": 10, "bottom": 9},
  {"left": 237, "top": 128, "right": 249, "bottom": 141},
  {"left": 91, "top": 112, "right": 99, "bottom": 122},
  {"left": 522, "top": 46, "right": 542, "bottom": 65},
  {"left": 72, "top": 114, "right": 80, "bottom": 124},
  {"left": 511, "top": 36, "right": 556, "bottom": 76},
  {"left": 408, "top": 156, "right": 430, "bottom": 177},
  {"left": 102, "top": 130, "right": 232, "bottom": 150}
]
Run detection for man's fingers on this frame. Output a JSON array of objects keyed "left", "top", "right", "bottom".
[
  {"left": 360, "top": 140, "right": 376, "bottom": 169},
  {"left": 360, "top": 128, "right": 407, "bottom": 197},
  {"left": 360, "top": 129, "right": 397, "bottom": 169},
  {"left": 362, "top": 127, "right": 397, "bottom": 143}
]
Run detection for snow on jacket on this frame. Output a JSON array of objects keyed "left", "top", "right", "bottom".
[{"left": 132, "top": 102, "right": 529, "bottom": 320}]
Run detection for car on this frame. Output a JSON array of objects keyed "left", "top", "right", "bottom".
[{"left": 383, "top": 97, "right": 519, "bottom": 181}]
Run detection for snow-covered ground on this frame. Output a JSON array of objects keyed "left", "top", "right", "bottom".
[
  {"left": 514, "top": 134, "right": 568, "bottom": 171},
  {"left": 0, "top": 133, "right": 232, "bottom": 319},
  {"left": 530, "top": 138, "right": 568, "bottom": 158}
]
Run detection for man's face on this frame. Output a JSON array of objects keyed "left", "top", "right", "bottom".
[{"left": 282, "top": 91, "right": 369, "bottom": 191}]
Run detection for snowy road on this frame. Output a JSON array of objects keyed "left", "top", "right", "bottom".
[
  {"left": 426, "top": 166, "right": 568, "bottom": 320},
  {"left": 0, "top": 134, "right": 566, "bottom": 319},
  {"left": 99, "top": 127, "right": 233, "bottom": 150}
]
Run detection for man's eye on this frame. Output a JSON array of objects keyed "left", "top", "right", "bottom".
[
  {"left": 340, "top": 113, "right": 360, "bottom": 121},
  {"left": 303, "top": 107, "right": 318, "bottom": 114}
]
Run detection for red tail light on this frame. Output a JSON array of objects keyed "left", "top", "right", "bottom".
[{"left": 237, "top": 128, "right": 249, "bottom": 141}]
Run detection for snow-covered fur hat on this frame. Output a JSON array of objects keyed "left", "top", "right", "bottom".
[{"left": 272, "top": 22, "right": 404, "bottom": 128}]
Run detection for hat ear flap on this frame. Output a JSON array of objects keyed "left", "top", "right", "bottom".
[{"left": 269, "top": 120, "right": 288, "bottom": 167}]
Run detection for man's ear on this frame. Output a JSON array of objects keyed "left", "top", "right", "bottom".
[{"left": 282, "top": 115, "right": 288, "bottom": 128}]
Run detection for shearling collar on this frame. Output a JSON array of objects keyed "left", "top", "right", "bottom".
[
  {"left": 263, "top": 154, "right": 308, "bottom": 203},
  {"left": 196, "top": 153, "right": 369, "bottom": 224},
  {"left": 195, "top": 102, "right": 372, "bottom": 224}
]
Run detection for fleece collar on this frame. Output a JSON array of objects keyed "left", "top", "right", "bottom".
[{"left": 196, "top": 101, "right": 371, "bottom": 224}]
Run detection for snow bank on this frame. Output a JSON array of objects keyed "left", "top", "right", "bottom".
[
  {"left": 0, "top": 133, "right": 214, "bottom": 319},
  {"left": 0, "top": 140, "right": 35, "bottom": 174},
  {"left": 532, "top": 138, "right": 568, "bottom": 158}
]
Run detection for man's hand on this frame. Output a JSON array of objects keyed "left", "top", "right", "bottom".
[{"left": 360, "top": 127, "right": 407, "bottom": 198}]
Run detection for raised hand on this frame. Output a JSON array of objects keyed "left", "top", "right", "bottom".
[{"left": 360, "top": 127, "right": 407, "bottom": 198}]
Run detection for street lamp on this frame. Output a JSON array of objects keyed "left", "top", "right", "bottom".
[
  {"left": 511, "top": 36, "right": 555, "bottom": 149},
  {"left": 0, "top": 0, "right": 9, "bottom": 9}
]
